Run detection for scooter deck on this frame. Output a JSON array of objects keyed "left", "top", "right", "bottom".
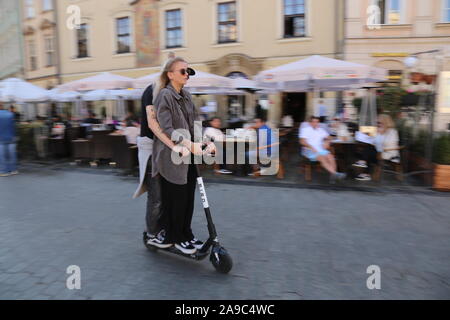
[{"left": 161, "top": 245, "right": 209, "bottom": 260}]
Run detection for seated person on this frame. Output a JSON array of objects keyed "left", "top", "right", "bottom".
[
  {"left": 124, "top": 111, "right": 139, "bottom": 123},
  {"left": 203, "top": 117, "right": 232, "bottom": 174},
  {"left": 245, "top": 117, "right": 273, "bottom": 176},
  {"left": 82, "top": 111, "right": 101, "bottom": 124},
  {"left": 329, "top": 118, "right": 351, "bottom": 141},
  {"left": 116, "top": 120, "right": 140, "bottom": 145},
  {"left": 353, "top": 114, "right": 400, "bottom": 181},
  {"left": 299, "top": 116, "right": 346, "bottom": 182}
]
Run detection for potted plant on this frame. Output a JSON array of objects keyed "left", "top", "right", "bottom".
[{"left": 433, "top": 133, "right": 450, "bottom": 191}]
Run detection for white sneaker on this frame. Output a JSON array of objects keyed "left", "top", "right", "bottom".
[
  {"left": 10, "top": 171, "right": 19, "bottom": 175},
  {"left": 190, "top": 238, "right": 204, "bottom": 250},
  {"left": 175, "top": 241, "right": 197, "bottom": 254},
  {"left": 215, "top": 169, "right": 233, "bottom": 175},
  {"left": 147, "top": 231, "right": 172, "bottom": 249},
  {"left": 355, "top": 173, "right": 371, "bottom": 181},
  {"left": 352, "top": 160, "right": 368, "bottom": 168}
]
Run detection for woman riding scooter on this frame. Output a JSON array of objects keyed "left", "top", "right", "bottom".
[{"left": 150, "top": 57, "right": 208, "bottom": 255}]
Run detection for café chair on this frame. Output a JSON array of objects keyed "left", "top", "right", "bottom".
[
  {"left": 299, "top": 156, "right": 322, "bottom": 182},
  {"left": 373, "top": 146, "right": 405, "bottom": 182}
]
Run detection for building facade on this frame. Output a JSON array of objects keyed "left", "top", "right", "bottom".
[
  {"left": 50, "top": 0, "right": 345, "bottom": 124},
  {"left": 345, "top": 0, "right": 450, "bottom": 131},
  {"left": 21, "top": 0, "right": 59, "bottom": 89},
  {"left": 131, "top": 0, "right": 345, "bottom": 125},
  {"left": 0, "top": 0, "right": 25, "bottom": 79},
  {"left": 56, "top": 0, "right": 140, "bottom": 83}
]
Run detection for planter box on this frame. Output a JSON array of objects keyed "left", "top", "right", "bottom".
[{"left": 433, "top": 164, "right": 450, "bottom": 191}]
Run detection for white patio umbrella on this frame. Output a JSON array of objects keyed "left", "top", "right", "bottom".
[
  {"left": 134, "top": 70, "right": 234, "bottom": 93},
  {"left": 57, "top": 72, "right": 134, "bottom": 92},
  {"left": 48, "top": 89, "right": 84, "bottom": 117},
  {"left": 232, "top": 77, "right": 271, "bottom": 93},
  {"left": 187, "top": 88, "right": 246, "bottom": 95},
  {"left": 254, "top": 55, "right": 388, "bottom": 92},
  {"left": 0, "top": 78, "right": 50, "bottom": 102},
  {"left": 81, "top": 89, "right": 142, "bottom": 101},
  {"left": 49, "top": 88, "right": 82, "bottom": 102},
  {"left": 185, "top": 70, "right": 233, "bottom": 91},
  {"left": 81, "top": 89, "right": 143, "bottom": 119},
  {"left": 132, "top": 73, "right": 160, "bottom": 89}
]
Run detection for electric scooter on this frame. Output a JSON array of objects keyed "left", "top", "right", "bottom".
[{"left": 143, "top": 164, "right": 233, "bottom": 274}]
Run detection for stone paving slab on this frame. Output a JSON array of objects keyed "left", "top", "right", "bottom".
[{"left": 0, "top": 167, "right": 449, "bottom": 300}]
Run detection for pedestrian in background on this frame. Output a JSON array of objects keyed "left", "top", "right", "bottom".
[{"left": 0, "top": 103, "right": 18, "bottom": 177}]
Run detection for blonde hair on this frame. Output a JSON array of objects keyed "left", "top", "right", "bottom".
[
  {"left": 378, "top": 114, "right": 395, "bottom": 130},
  {"left": 152, "top": 56, "right": 186, "bottom": 98}
]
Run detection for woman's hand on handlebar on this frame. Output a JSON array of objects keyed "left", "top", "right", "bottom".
[
  {"left": 190, "top": 142, "right": 204, "bottom": 156},
  {"left": 203, "top": 142, "right": 216, "bottom": 155},
  {"left": 172, "top": 145, "right": 191, "bottom": 157}
]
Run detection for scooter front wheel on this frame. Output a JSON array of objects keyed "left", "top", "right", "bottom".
[{"left": 210, "top": 245, "right": 233, "bottom": 274}]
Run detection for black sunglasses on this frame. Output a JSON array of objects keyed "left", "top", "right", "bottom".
[{"left": 174, "top": 68, "right": 196, "bottom": 76}]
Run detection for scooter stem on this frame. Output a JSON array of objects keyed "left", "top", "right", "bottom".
[{"left": 195, "top": 165, "right": 218, "bottom": 240}]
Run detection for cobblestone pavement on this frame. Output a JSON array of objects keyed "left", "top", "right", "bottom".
[{"left": 0, "top": 165, "right": 449, "bottom": 300}]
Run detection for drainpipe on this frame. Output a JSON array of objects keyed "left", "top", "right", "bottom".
[
  {"left": 17, "top": 0, "right": 26, "bottom": 79},
  {"left": 53, "top": 0, "right": 62, "bottom": 85},
  {"left": 335, "top": 0, "right": 346, "bottom": 116}
]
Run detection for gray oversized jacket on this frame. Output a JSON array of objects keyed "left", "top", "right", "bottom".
[{"left": 151, "top": 83, "right": 201, "bottom": 185}]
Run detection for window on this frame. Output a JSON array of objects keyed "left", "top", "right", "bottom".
[
  {"left": 25, "top": 0, "right": 35, "bottom": 18},
  {"left": 116, "top": 17, "right": 131, "bottom": 54},
  {"left": 44, "top": 36, "right": 54, "bottom": 66},
  {"left": 376, "top": 0, "right": 403, "bottom": 24},
  {"left": 42, "top": 0, "right": 52, "bottom": 11},
  {"left": 444, "top": 0, "right": 450, "bottom": 22},
  {"left": 165, "top": 9, "right": 182, "bottom": 48},
  {"left": 283, "top": 0, "right": 306, "bottom": 38},
  {"left": 28, "top": 40, "right": 37, "bottom": 71},
  {"left": 76, "top": 23, "right": 88, "bottom": 58},
  {"left": 218, "top": 2, "right": 237, "bottom": 43}
]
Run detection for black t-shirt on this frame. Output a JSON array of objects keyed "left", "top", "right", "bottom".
[{"left": 140, "top": 84, "right": 154, "bottom": 139}]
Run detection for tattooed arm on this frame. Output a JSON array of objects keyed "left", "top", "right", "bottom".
[{"left": 146, "top": 104, "right": 190, "bottom": 156}]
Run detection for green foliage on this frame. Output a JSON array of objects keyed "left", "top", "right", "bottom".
[
  {"left": 378, "top": 87, "right": 407, "bottom": 115},
  {"left": 409, "top": 130, "right": 430, "bottom": 156},
  {"left": 433, "top": 133, "right": 450, "bottom": 165},
  {"left": 16, "top": 121, "right": 47, "bottom": 159}
]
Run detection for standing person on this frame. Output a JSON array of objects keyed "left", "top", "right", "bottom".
[
  {"left": 151, "top": 57, "right": 206, "bottom": 254},
  {"left": 133, "top": 80, "right": 190, "bottom": 248},
  {"left": 0, "top": 103, "right": 18, "bottom": 177},
  {"left": 9, "top": 106, "right": 21, "bottom": 122}
]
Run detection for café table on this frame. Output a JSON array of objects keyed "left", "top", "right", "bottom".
[{"left": 210, "top": 135, "right": 257, "bottom": 176}]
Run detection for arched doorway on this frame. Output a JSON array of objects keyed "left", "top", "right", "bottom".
[{"left": 375, "top": 59, "right": 405, "bottom": 85}]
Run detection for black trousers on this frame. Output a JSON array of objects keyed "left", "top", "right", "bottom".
[
  {"left": 160, "top": 164, "right": 197, "bottom": 244},
  {"left": 355, "top": 143, "right": 378, "bottom": 173},
  {"left": 144, "top": 157, "right": 163, "bottom": 235}
]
